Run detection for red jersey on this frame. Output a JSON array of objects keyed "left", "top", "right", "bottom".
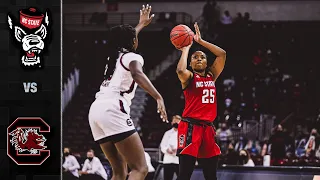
[{"left": 182, "top": 72, "right": 217, "bottom": 122}]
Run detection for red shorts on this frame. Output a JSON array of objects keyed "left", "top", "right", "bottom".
[{"left": 177, "top": 120, "right": 221, "bottom": 158}]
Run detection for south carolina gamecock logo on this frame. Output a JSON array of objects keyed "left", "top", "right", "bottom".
[
  {"left": 7, "top": 7, "right": 51, "bottom": 68},
  {"left": 7, "top": 117, "right": 50, "bottom": 165}
]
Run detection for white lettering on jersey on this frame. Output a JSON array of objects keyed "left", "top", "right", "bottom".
[
  {"left": 101, "top": 80, "right": 109, "bottom": 87},
  {"left": 196, "top": 81, "right": 214, "bottom": 88}
]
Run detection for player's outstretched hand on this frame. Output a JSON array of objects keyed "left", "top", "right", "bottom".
[
  {"left": 157, "top": 98, "right": 168, "bottom": 123},
  {"left": 139, "top": 4, "right": 155, "bottom": 27},
  {"left": 193, "top": 22, "right": 203, "bottom": 43}
]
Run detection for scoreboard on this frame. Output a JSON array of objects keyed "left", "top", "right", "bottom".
[{"left": 1, "top": 0, "right": 61, "bottom": 179}]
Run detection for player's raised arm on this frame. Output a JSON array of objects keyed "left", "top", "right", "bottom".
[
  {"left": 135, "top": 4, "right": 154, "bottom": 37},
  {"left": 176, "top": 43, "right": 193, "bottom": 88},
  {"left": 193, "top": 22, "right": 226, "bottom": 81},
  {"left": 129, "top": 61, "right": 168, "bottom": 123}
]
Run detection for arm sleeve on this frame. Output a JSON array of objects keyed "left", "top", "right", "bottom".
[
  {"left": 68, "top": 156, "right": 80, "bottom": 171},
  {"left": 160, "top": 131, "right": 170, "bottom": 154},
  {"left": 122, "top": 53, "right": 144, "bottom": 69},
  {"left": 62, "top": 160, "right": 67, "bottom": 169},
  {"left": 82, "top": 160, "right": 89, "bottom": 172}
]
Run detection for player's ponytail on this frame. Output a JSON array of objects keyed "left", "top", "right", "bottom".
[{"left": 104, "top": 25, "right": 136, "bottom": 80}]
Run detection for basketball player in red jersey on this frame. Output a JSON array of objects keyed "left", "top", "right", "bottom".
[{"left": 176, "top": 22, "right": 226, "bottom": 180}]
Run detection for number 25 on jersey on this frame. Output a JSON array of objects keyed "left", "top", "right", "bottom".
[{"left": 202, "top": 89, "right": 215, "bottom": 104}]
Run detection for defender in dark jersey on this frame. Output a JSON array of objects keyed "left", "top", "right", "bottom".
[{"left": 176, "top": 22, "right": 226, "bottom": 180}]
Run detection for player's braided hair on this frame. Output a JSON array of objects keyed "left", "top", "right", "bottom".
[{"left": 104, "top": 24, "right": 136, "bottom": 80}]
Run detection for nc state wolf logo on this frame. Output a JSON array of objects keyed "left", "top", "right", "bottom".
[
  {"left": 7, "top": 117, "right": 50, "bottom": 165},
  {"left": 7, "top": 7, "right": 51, "bottom": 68}
]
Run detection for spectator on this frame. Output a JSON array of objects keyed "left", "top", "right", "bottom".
[
  {"left": 202, "top": 0, "right": 214, "bottom": 28},
  {"left": 244, "top": 12, "right": 251, "bottom": 23},
  {"left": 221, "top": 10, "right": 233, "bottom": 25},
  {"left": 224, "top": 143, "right": 238, "bottom": 165},
  {"left": 211, "top": 0, "right": 221, "bottom": 25},
  {"left": 260, "top": 138, "right": 271, "bottom": 157},
  {"left": 305, "top": 136, "right": 316, "bottom": 157},
  {"left": 79, "top": 149, "right": 108, "bottom": 180},
  {"left": 316, "top": 143, "right": 320, "bottom": 158},
  {"left": 160, "top": 115, "right": 181, "bottom": 180},
  {"left": 225, "top": 98, "right": 232, "bottom": 108},
  {"left": 223, "top": 76, "right": 235, "bottom": 90},
  {"left": 63, "top": 147, "right": 80, "bottom": 180},
  {"left": 310, "top": 128, "right": 320, "bottom": 142},
  {"left": 234, "top": 136, "right": 247, "bottom": 152},
  {"left": 144, "top": 151, "right": 155, "bottom": 180},
  {"left": 216, "top": 122, "right": 233, "bottom": 153},
  {"left": 234, "top": 12, "right": 243, "bottom": 24},
  {"left": 294, "top": 124, "right": 308, "bottom": 145},
  {"left": 269, "top": 125, "right": 289, "bottom": 165},
  {"left": 285, "top": 132, "right": 295, "bottom": 157},
  {"left": 238, "top": 149, "right": 255, "bottom": 167},
  {"left": 202, "top": 0, "right": 220, "bottom": 30},
  {"left": 245, "top": 140, "right": 261, "bottom": 155},
  {"left": 304, "top": 129, "right": 319, "bottom": 157},
  {"left": 296, "top": 138, "right": 307, "bottom": 157}
]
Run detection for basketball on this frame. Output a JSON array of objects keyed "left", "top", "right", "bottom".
[{"left": 170, "top": 24, "right": 194, "bottom": 49}]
